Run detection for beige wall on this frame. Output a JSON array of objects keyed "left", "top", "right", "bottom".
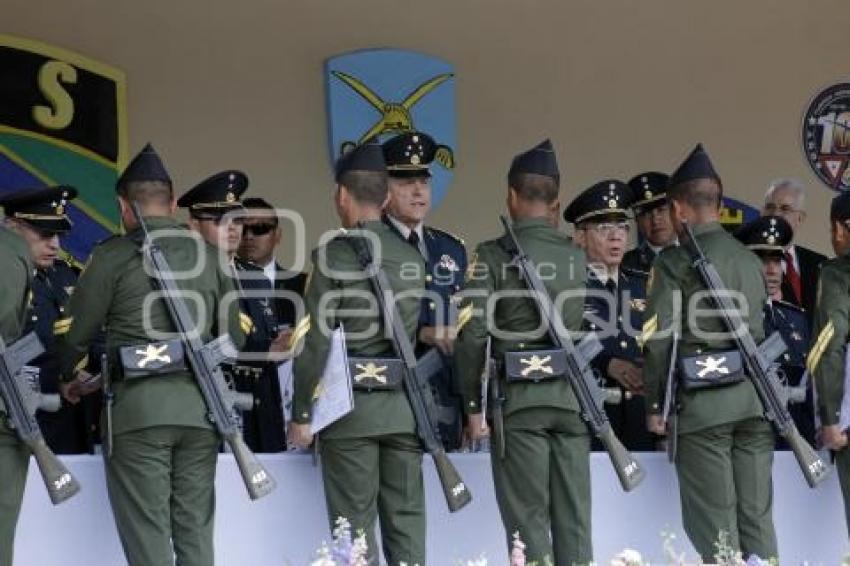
[{"left": 7, "top": 0, "right": 849, "bottom": 265}]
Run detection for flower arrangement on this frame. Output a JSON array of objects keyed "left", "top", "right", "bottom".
[{"left": 308, "top": 521, "right": 809, "bottom": 566}]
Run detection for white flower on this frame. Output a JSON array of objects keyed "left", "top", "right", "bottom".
[{"left": 611, "top": 548, "right": 643, "bottom": 566}]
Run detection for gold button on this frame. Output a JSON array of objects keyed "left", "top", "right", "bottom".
[
  {"left": 425, "top": 275, "right": 433, "bottom": 282},
  {"left": 620, "top": 340, "right": 628, "bottom": 349},
  {"left": 301, "top": 412, "right": 309, "bottom": 419},
  {"left": 31, "top": 315, "right": 37, "bottom": 321},
  {"left": 429, "top": 302, "right": 436, "bottom": 310},
  {"left": 518, "top": 343, "right": 525, "bottom": 349}
]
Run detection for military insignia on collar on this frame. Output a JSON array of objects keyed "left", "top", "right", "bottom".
[
  {"left": 439, "top": 254, "right": 459, "bottom": 272},
  {"left": 630, "top": 298, "right": 647, "bottom": 312},
  {"left": 64, "top": 286, "right": 74, "bottom": 296},
  {"left": 791, "top": 331, "right": 802, "bottom": 341}
]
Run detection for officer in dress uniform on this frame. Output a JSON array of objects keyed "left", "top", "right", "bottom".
[
  {"left": 179, "top": 172, "right": 291, "bottom": 452},
  {"left": 735, "top": 215, "right": 815, "bottom": 448},
  {"left": 233, "top": 197, "right": 307, "bottom": 451},
  {"left": 56, "top": 144, "right": 245, "bottom": 566},
  {"left": 456, "top": 139, "right": 593, "bottom": 564},
  {"left": 622, "top": 171, "right": 676, "bottom": 275},
  {"left": 643, "top": 144, "right": 777, "bottom": 561},
  {"left": 1, "top": 186, "right": 101, "bottom": 454},
  {"left": 381, "top": 131, "right": 467, "bottom": 450},
  {"left": 288, "top": 143, "right": 429, "bottom": 565},
  {"left": 564, "top": 180, "right": 655, "bottom": 451},
  {"left": 0, "top": 212, "right": 35, "bottom": 566}
]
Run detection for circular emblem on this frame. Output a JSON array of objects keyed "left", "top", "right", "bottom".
[
  {"left": 644, "top": 190, "right": 653, "bottom": 200},
  {"left": 411, "top": 154, "right": 421, "bottom": 165},
  {"left": 608, "top": 199, "right": 617, "bottom": 208},
  {"left": 802, "top": 83, "right": 850, "bottom": 191},
  {"left": 226, "top": 191, "right": 235, "bottom": 203}
]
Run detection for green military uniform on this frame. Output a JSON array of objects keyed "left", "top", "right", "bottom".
[
  {"left": 56, "top": 144, "right": 244, "bottom": 566},
  {"left": 808, "top": 190, "right": 850, "bottom": 537},
  {"left": 292, "top": 143, "right": 427, "bottom": 566},
  {"left": 0, "top": 225, "right": 33, "bottom": 566},
  {"left": 455, "top": 140, "right": 591, "bottom": 565},
  {"left": 642, "top": 144, "right": 776, "bottom": 560}
]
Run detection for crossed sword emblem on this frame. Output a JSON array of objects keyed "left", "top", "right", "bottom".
[
  {"left": 354, "top": 362, "right": 388, "bottom": 384},
  {"left": 136, "top": 344, "right": 171, "bottom": 368},
  {"left": 331, "top": 70, "right": 456, "bottom": 168},
  {"left": 696, "top": 356, "right": 728, "bottom": 378},
  {"left": 520, "top": 355, "right": 553, "bottom": 377}
]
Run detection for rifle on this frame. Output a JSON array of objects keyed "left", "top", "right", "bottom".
[
  {"left": 347, "top": 226, "right": 472, "bottom": 512},
  {"left": 131, "top": 204, "right": 276, "bottom": 500},
  {"left": 0, "top": 332, "right": 81, "bottom": 504},
  {"left": 680, "top": 222, "right": 829, "bottom": 488},
  {"left": 499, "top": 215, "right": 646, "bottom": 491}
]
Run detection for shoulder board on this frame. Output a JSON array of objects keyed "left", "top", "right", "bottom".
[
  {"left": 773, "top": 299, "right": 804, "bottom": 313},
  {"left": 425, "top": 226, "right": 465, "bottom": 246}
]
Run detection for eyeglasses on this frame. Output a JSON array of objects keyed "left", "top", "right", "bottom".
[
  {"left": 583, "top": 222, "right": 630, "bottom": 237},
  {"left": 763, "top": 203, "right": 801, "bottom": 215},
  {"left": 243, "top": 223, "right": 277, "bottom": 236}
]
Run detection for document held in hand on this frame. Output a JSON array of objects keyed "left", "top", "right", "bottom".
[{"left": 277, "top": 325, "right": 354, "bottom": 435}]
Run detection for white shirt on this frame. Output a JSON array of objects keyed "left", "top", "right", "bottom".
[
  {"left": 588, "top": 263, "right": 618, "bottom": 286},
  {"left": 387, "top": 215, "right": 427, "bottom": 259},
  {"left": 261, "top": 260, "right": 276, "bottom": 286}
]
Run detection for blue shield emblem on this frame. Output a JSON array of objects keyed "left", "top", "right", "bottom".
[
  {"left": 720, "top": 196, "right": 759, "bottom": 232},
  {"left": 325, "top": 49, "right": 456, "bottom": 208},
  {"left": 0, "top": 34, "right": 125, "bottom": 266}
]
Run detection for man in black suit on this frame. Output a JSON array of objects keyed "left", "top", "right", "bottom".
[{"left": 762, "top": 178, "right": 827, "bottom": 325}]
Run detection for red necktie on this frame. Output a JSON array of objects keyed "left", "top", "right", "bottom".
[{"left": 784, "top": 251, "right": 801, "bottom": 304}]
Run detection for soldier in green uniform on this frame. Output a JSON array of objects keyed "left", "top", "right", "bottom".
[
  {"left": 808, "top": 190, "right": 850, "bottom": 536},
  {"left": 455, "top": 140, "right": 591, "bottom": 564},
  {"left": 643, "top": 144, "right": 776, "bottom": 561},
  {"left": 0, "top": 214, "right": 35, "bottom": 566},
  {"left": 288, "top": 143, "right": 428, "bottom": 565},
  {"left": 56, "top": 144, "right": 245, "bottom": 566},
  {"left": 2, "top": 186, "right": 101, "bottom": 454}
]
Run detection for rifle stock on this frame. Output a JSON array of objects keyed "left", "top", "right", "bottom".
[{"left": 0, "top": 333, "right": 81, "bottom": 505}]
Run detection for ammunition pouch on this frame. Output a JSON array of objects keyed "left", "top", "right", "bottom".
[
  {"left": 118, "top": 339, "right": 187, "bottom": 380},
  {"left": 504, "top": 348, "right": 567, "bottom": 383},
  {"left": 349, "top": 357, "right": 404, "bottom": 391},
  {"left": 678, "top": 349, "right": 745, "bottom": 391}
]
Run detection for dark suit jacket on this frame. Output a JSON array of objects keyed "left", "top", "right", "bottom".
[{"left": 781, "top": 244, "right": 827, "bottom": 325}]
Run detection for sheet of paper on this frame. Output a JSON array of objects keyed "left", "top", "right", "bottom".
[{"left": 309, "top": 326, "right": 354, "bottom": 434}]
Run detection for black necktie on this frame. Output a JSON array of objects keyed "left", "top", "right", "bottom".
[{"left": 407, "top": 230, "right": 421, "bottom": 250}]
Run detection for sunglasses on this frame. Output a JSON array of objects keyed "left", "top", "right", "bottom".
[{"left": 243, "top": 223, "right": 277, "bottom": 236}]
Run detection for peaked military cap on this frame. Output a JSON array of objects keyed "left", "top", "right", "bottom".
[
  {"left": 0, "top": 185, "right": 78, "bottom": 233},
  {"left": 734, "top": 215, "right": 792, "bottom": 257},
  {"left": 334, "top": 142, "right": 386, "bottom": 183},
  {"left": 117, "top": 143, "right": 172, "bottom": 191},
  {"left": 830, "top": 190, "right": 850, "bottom": 223},
  {"left": 508, "top": 139, "right": 560, "bottom": 182},
  {"left": 382, "top": 131, "right": 436, "bottom": 178},
  {"left": 628, "top": 171, "right": 669, "bottom": 214},
  {"left": 177, "top": 170, "right": 248, "bottom": 216},
  {"left": 564, "top": 179, "right": 634, "bottom": 224},
  {"left": 668, "top": 143, "right": 721, "bottom": 188}
]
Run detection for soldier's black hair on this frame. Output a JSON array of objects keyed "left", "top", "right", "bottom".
[
  {"left": 339, "top": 170, "right": 388, "bottom": 207},
  {"left": 118, "top": 180, "right": 173, "bottom": 206},
  {"left": 242, "top": 197, "right": 279, "bottom": 227},
  {"left": 667, "top": 178, "right": 723, "bottom": 210},
  {"left": 508, "top": 172, "right": 560, "bottom": 204}
]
